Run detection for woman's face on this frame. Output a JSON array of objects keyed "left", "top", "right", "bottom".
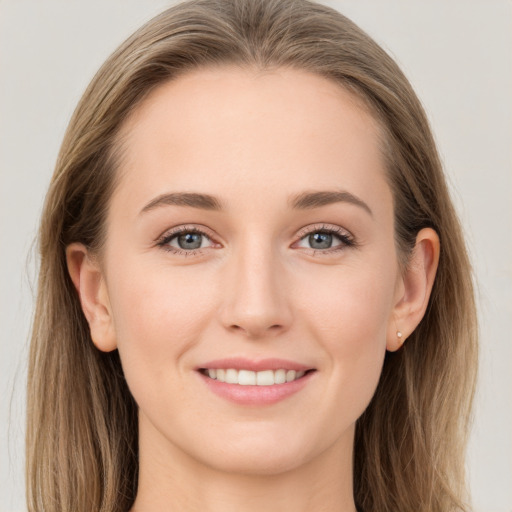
[{"left": 96, "top": 67, "right": 404, "bottom": 475}]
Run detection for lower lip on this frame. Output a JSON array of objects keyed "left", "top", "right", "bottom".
[{"left": 198, "top": 371, "right": 315, "bottom": 406}]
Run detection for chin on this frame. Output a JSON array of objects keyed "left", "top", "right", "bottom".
[
  {"left": 203, "top": 445, "right": 309, "bottom": 477},
  {"left": 185, "top": 425, "right": 331, "bottom": 477}
]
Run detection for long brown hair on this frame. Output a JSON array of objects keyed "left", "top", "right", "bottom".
[{"left": 27, "top": 1, "right": 478, "bottom": 511}]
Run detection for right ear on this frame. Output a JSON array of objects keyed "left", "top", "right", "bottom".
[{"left": 66, "top": 243, "right": 117, "bottom": 352}]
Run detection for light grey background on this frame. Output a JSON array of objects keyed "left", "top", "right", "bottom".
[{"left": 1, "top": 1, "right": 511, "bottom": 511}]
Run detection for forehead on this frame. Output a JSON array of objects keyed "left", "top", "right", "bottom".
[{"left": 114, "top": 66, "right": 389, "bottom": 214}]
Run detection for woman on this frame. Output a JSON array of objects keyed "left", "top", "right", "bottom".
[{"left": 26, "top": 0, "right": 478, "bottom": 511}]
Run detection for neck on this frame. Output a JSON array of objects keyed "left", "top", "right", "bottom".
[{"left": 131, "top": 421, "right": 357, "bottom": 512}]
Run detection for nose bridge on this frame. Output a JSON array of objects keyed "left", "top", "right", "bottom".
[{"left": 220, "top": 232, "right": 291, "bottom": 337}]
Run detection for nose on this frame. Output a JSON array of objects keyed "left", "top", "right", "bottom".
[{"left": 219, "top": 239, "right": 292, "bottom": 339}]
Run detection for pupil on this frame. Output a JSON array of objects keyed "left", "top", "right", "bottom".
[
  {"left": 309, "top": 232, "right": 332, "bottom": 249},
  {"left": 178, "top": 233, "right": 202, "bottom": 250}
]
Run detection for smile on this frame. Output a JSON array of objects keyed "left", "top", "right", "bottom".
[
  {"left": 200, "top": 368, "right": 307, "bottom": 385},
  {"left": 197, "top": 359, "right": 316, "bottom": 405}
]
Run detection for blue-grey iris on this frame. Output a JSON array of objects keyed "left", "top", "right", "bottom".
[
  {"left": 309, "top": 232, "right": 332, "bottom": 249},
  {"left": 178, "top": 233, "right": 203, "bottom": 249}
]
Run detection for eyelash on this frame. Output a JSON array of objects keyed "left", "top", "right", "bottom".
[
  {"left": 156, "top": 225, "right": 216, "bottom": 256},
  {"left": 295, "top": 224, "right": 356, "bottom": 255},
  {"left": 156, "top": 223, "right": 356, "bottom": 256}
]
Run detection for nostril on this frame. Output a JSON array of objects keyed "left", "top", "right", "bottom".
[{"left": 227, "top": 323, "right": 285, "bottom": 337}]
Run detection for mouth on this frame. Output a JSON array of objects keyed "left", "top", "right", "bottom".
[
  {"left": 198, "top": 368, "right": 315, "bottom": 386},
  {"left": 196, "top": 359, "right": 317, "bottom": 405}
]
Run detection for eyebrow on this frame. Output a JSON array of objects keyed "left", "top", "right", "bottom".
[
  {"left": 140, "top": 189, "right": 372, "bottom": 216},
  {"left": 140, "top": 192, "right": 223, "bottom": 214},
  {"left": 290, "top": 190, "right": 373, "bottom": 216}
]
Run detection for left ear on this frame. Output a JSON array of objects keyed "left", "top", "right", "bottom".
[{"left": 387, "top": 227, "right": 440, "bottom": 351}]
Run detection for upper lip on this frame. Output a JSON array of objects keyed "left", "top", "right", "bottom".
[{"left": 196, "top": 357, "right": 314, "bottom": 372}]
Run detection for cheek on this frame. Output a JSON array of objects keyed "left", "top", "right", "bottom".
[
  {"left": 298, "top": 259, "right": 397, "bottom": 410},
  {"left": 106, "top": 261, "right": 218, "bottom": 391},
  {"left": 300, "top": 257, "right": 396, "bottom": 341}
]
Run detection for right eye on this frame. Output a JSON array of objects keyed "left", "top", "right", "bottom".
[
  {"left": 156, "top": 226, "right": 217, "bottom": 255},
  {"left": 169, "top": 231, "right": 212, "bottom": 250}
]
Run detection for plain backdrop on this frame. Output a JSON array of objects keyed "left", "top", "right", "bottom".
[{"left": 1, "top": 1, "right": 511, "bottom": 511}]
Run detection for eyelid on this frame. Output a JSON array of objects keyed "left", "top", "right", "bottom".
[
  {"left": 295, "top": 223, "right": 354, "bottom": 240},
  {"left": 155, "top": 224, "right": 222, "bottom": 254},
  {"left": 292, "top": 223, "right": 356, "bottom": 253}
]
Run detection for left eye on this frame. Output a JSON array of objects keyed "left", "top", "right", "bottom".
[
  {"left": 167, "top": 231, "right": 213, "bottom": 250},
  {"left": 296, "top": 231, "right": 346, "bottom": 250}
]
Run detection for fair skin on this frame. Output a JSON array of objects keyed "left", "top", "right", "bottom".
[{"left": 67, "top": 67, "right": 439, "bottom": 512}]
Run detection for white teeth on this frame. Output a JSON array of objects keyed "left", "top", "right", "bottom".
[
  {"left": 286, "top": 370, "right": 296, "bottom": 382},
  {"left": 256, "top": 370, "right": 274, "bottom": 386},
  {"left": 225, "top": 369, "right": 238, "bottom": 384},
  {"left": 205, "top": 368, "right": 308, "bottom": 385},
  {"left": 238, "top": 370, "right": 256, "bottom": 385},
  {"left": 274, "top": 369, "right": 286, "bottom": 384}
]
